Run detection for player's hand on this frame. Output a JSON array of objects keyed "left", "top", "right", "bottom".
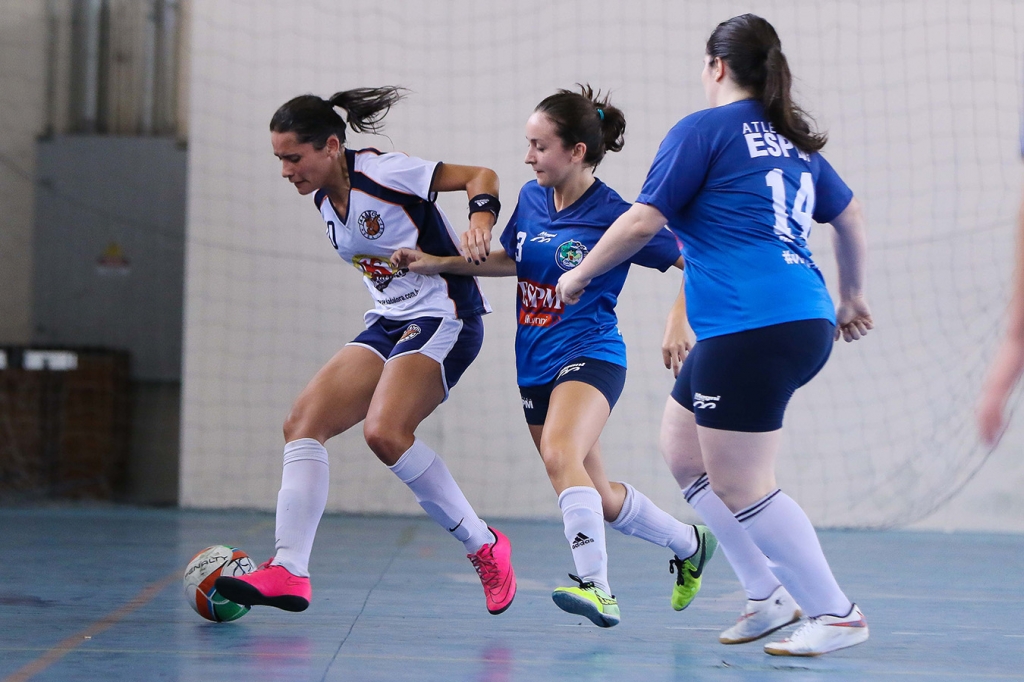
[
  {"left": 662, "top": 324, "right": 695, "bottom": 377},
  {"left": 556, "top": 269, "right": 590, "bottom": 306},
  {"left": 977, "top": 388, "right": 1009, "bottom": 447},
  {"left": 835, "top": 295, "right": 874, "bottom": 342},
  {"left": 391, "top": 248, "right": 442, "bottom": 275},
  {"left": 460, "top": 226, "right": 492, "bottom": 265}
]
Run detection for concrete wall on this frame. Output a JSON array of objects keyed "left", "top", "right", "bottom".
[{"left": 0, "top": 1, "right": 47, "bottom": 344}]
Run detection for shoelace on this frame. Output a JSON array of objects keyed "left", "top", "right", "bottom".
[
  {"left": 257, "top": 558, "right": 274, "bottom": 571},
  {"left": 469, "top": 547, "right": 501, "bottom": 588},
  {"left": 787, "top": 616, "right": 819, "bottom": 641},
  {"left": 567, "top": 573, "right": 596, "bottom": 591},
  {"left": 668, "top": 557, "right": 686, "bottom": 586}
]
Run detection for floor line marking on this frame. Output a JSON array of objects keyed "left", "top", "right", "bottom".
[{"left": 2, "top": 571, "right": 179, "bottom": 682}]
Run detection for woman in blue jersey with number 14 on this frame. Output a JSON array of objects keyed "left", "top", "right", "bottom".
[
  {"left": 395, "top": 86, "right": 719, "bottom": 629},
  {"left": 557, "top": 15, "right": 873, "bottom": 656}
]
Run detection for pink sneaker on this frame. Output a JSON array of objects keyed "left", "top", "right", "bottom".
[
  {"left": 215, "top": 560, "right": 311, "bottom": 612},
  {"left": 468, "top": 527, "right": 517, "bottom": 615}
]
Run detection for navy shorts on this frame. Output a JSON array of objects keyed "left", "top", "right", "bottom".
[
  {"left": 519, "top": 357, "right": 627, "bottom": 426},
  {"left": 671, "top": 318, "right": 834, "bottom": 432},
  {"left": 348, "top": 315, "right": 483, "bottom": 399}
]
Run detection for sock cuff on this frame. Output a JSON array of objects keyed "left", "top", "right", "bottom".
[
  {"left": 735, "top": 488, "right": 782, "bottom": 525},
  {"left": 608, "top": 481, "right": 639, "bottom": 530},
  {"left": 388, "top": 438, "right": 437, "bottom": 484},
  {"left": 283, "top": 438, "right": 329, "bottom": 466},
  {"left": 557, "top": 486, "right": 603, "bottom": 515},
  {"left": 682, "top": 473, "right": 710, "bottom": 504}
]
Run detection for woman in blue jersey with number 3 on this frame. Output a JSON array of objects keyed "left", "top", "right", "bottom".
[
  {"left": 395, "top": 86, "right": 719, "bottom": 629},
  {"left": 558, "top": 15, "right": 873, "bottom": 656}
]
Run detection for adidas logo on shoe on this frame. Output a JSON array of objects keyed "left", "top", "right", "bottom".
[{"left": 571, "top": 533, "right": 594, "bottom": 549}]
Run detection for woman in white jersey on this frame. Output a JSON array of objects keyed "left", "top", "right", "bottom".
[{"left": 215, "top": 87, "right": 516, "bottom": 617}]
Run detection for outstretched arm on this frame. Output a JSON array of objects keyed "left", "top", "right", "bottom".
[
  {"left": 556, "top": 203, "right": 668, "bottom": 305},
  {"left": 662, "top": 258, "right": 695, "bottom": 377},
  {"left": 391, "top": 247, "right": 517, "bottom": 277},
  {"left": 977, "top": 189, "right": 1024, "bottom": 446},
  {"left": 431, "top": 163, "right": 499, "bottom": 265},
  {"left": 830, "top": 197, "right": 874, "bottom": 342}
]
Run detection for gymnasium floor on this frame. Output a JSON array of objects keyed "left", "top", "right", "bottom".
[{"left": 1, "top": 506, "right": 1022, "bottom": 681}]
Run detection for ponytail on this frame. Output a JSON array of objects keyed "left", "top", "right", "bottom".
[
  {"left": 270, "top": 86, "right": 407, "bottom": 149},
  {"left": 706, "top": 14, "right": 826, "bottom": 153},
  {"left": 327, "top": 86, "right": 407, "bottom": 134},
  {"left": 535, "top": 83, "right": 626, "bottom": 168}
]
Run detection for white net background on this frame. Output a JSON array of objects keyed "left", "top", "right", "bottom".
[{"left": 180, "top": 0, "right": 1024, "bottom": 528}]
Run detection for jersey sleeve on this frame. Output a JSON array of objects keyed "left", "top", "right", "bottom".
[
  {"left": 635, "top": 119, "right": 711, "bottom": 219},
  {"left": 629, "top": 226, "right": 683, "bottom": 271},
  {"left": 499, "top": 203, "right": 521, "bottom": 259},
  {"left": 811, "top": 154, "right": 854, "bottom": 223},
  {"left": 358, "top": 151, "right": 441, "bottom": 201}
]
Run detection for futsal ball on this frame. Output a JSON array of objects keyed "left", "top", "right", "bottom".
[{"left": 183, "top": 545, "right": 256, "bottom": 622}]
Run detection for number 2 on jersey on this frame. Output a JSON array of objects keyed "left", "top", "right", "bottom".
[{"left": 765, "top": 169, "right": 815, "bottom": 243}]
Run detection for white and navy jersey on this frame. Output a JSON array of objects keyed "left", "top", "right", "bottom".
[{"left": 314, "top": 148, "right": 490, "bottom": 326}]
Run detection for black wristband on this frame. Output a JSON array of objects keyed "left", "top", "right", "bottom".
[{"left": 468, "top": 193, "right": 501, "bottom": 220}]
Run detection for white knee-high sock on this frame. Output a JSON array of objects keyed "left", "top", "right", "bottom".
[
  {"left": 738, "top": 489, "right": 852, "bottom": 618},
  {"left": 389, "top": 438, "right": 492, "bottom": 554},
  {"left": 684, "top": 474, "right": 782, "bottom": 601},
  {"left": 558, "top": 486, "right": 610, "bottom": 593},
  {"left": 609, "top": 481, "right": 698, "bottom": 559},
  {"left": 272, "top": 438, "right": 330, "bottom": 577}
]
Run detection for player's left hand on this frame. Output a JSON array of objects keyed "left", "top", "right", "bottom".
[
  {"left": 835, "top": 295, "right": 874, "bottom": 342},
  {"left": 556, "top": 270, "right": 590, "bottom": 305},
  {"left": 460, "top": 225, "right": 491, "bottom": 265},
  {"left": 662, "top": 324, "right": 695, "bottom": 377}
]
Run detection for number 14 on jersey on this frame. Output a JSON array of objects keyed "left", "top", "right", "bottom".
[{"left": 765, "top": 169, "right": 815, "bottom": 243}]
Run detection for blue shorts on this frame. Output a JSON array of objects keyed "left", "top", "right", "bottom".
[
  {"left": 671, "top": 318, "right": 834, "bottom": 432},
  {"left": 348, "top": 315, "right": 484, "bottom": 400},
  {"left": 519, "top": 357, "right": 627, "bottom": 426}
]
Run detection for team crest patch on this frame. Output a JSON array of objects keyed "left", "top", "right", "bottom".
[
  {"left": 398, "top": 324, "right": 422, "bottom": 343},
  {"left": 353, "top": 255, "right": 399, "bottom": 291},
  {"left": 555, "top": 239, "right": 588, "bottom": 271},
  {"left": 358, "top": 210, "right": 385, "bottom": 240}
]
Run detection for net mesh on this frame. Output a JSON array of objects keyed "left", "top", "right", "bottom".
[{"left": 179, "top": 0, "right": 1024, "bottom": 527}]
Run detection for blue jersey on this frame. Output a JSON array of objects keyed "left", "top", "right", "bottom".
[
  {"left": 500, "top": 179, "right": 682, "bottom": 387},
  {"left": 636, "top": 99, "right": 853, "bottom": 340}
]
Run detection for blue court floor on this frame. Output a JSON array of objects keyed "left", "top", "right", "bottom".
[{"left": 1, "top": 506, "right": 1023, "bottom": 682}]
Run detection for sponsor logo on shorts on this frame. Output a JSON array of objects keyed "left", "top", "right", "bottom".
[
  {"left": 398, "top": 324, "right": 422, "bottom": 343},
  {"left": 557, "top": 362, "right": 585, "bottom": 380},
  {"left": 358, "top": 210, "right": 385, "bottom": 239},
  {"left": 555, "top": 239, "right": 588, "bottom": 271},
  {"left": 517, "top": 278, "right": 563, "bottom": 327},
  {"left": 693, "top": 392, "right": 720, "bottom": 409},
  {"left": 521, "top": 397, "right": 534, "bottom": 409}
]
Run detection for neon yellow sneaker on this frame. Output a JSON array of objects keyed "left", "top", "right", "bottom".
[
  {"left": 669, "top": 524, "right": 717, "bottom": 611},
  {"left": 551, "top": 574, "right": 620, "bottom": 628}
]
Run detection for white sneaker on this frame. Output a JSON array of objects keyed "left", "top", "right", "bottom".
[
  {"left": 719, "top": 585, "right": 801, "bottom": 644},
  {"left": 764, "top": 604, "right": 869, "bottom": 656}
]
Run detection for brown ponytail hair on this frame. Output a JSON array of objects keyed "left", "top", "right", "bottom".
[
  {"left": 534, "top": 84, "right": 626, "bottom": 169},
  {"left": 269, "top": 86, "right": 407, "bottom": 149},
  {"left": 706, "top": 14, "right": 826, "bottom": 153}
]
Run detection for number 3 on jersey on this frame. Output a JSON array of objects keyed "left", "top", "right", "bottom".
[{"left": 765, "top": 169, "right": 815, "bottom": 243}]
